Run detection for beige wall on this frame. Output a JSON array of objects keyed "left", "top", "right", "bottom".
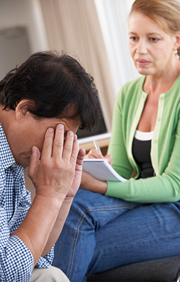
[
  {"left": 0, "top": 0, "right": 48, "bottom": 53},
  {"left": 0, "top": 0, "right": 48, "bottom": 197}
]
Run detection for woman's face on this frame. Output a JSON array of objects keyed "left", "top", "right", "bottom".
[{"left": 128, "top": 12, "right": 179, "bottom": 77}]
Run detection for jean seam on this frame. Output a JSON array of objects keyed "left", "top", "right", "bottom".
[
  {"left": 67, "top": 204, "right": 137, "bottom": 278},
  {"left": 82, "top": 204, "right": 138, "bottom": 213},
  {"left": 67, "top": 212, "right": 86, "bottom": 278},
  {"left": 93, "top": 230, "right": 180, "bottom": 254}
]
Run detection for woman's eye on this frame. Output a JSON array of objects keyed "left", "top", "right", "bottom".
[
  {"left": 149, "top": 37, "right": 159, "bottom": 42},
  {"left": 130, "top": 37, "right": 138, "bottom": 41}
]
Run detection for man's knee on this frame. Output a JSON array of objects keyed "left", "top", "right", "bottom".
[{"left": 30, "top": 266, "right": 70, "bottom": 282}]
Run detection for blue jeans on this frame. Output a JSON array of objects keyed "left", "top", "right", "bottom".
[{"left": 52, "top": 189, "right": 180, "bottom": 282}]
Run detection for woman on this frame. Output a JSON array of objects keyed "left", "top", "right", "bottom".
[{"left": 53, "top": 1, "right": 180, "bottom": 281}]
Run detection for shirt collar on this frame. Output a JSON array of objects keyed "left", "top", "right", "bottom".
[{"left": 0, "top": 123, "right": 16, "bottom": 170}]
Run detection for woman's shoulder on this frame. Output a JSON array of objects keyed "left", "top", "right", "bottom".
[
  {"left": 116, "top": 75, "right": 145, "bottom": 103},
  {"left": 122, "top": 75, "right": 144, "bottom": 91}
]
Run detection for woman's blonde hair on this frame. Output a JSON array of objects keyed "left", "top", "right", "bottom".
[{"left": 130, "top": 0, "right": 180, "bottom": 55}]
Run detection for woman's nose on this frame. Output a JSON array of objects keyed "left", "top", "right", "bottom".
[{"left": 136, "top": 39, "right": 147, "bottom": 54}]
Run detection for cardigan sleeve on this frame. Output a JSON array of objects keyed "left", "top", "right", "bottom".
[
  {"left": 107, "top": 88, "right": 134, "bottom": 180},
  {"left": 106, "top": 87, "right": 180, "bottom": 203}
]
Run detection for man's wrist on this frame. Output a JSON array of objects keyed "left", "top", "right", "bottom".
[
  {"left": 63, "top": 195, "right": 74, "bottom": 204},
  {"left": 34, "top": 193, "right": 65, "bottom": 211}
]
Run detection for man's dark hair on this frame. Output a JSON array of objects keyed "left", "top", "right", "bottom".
[{"left": 0, "top": 51, "right": 101, "bottom": 130}]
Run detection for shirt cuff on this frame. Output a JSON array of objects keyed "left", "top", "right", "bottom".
[
  {"left": 0, "top": 235, "right": 34, "bottom": 281},
  {"left": 35, "top": 245, "right": 54, "bottom": 268}
]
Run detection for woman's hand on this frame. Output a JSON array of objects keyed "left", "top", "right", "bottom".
[
  {"left": 80, "top": 147, "right": 112, "bottom": 193},
  {"left": 85, "top": 148, "right": 113, "bottom": 165},
  {"left": 80, "top": 171, "right": 108, "bottom": 194}
]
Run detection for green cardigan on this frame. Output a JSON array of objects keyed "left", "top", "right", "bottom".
[{"left": 106, "top": 75, "right": 180, "bottom": 203}]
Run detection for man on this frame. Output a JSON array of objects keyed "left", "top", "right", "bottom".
[{"left": 0, "top": 51, "right": 99, "bottom": 281}]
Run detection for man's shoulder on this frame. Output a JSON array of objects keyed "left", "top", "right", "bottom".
[{"left": 0, "top": 125, "right": 16, "bottom": 170}]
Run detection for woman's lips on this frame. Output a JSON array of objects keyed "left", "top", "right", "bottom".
[{"left": 136, "top": 59, "right": 150, "bottom": 67}]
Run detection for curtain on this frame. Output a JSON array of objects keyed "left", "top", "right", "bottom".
[
  {"left": 94, "top": 0, "right": 140, "bottom": 96},
  {"left": 38, "top": 0, "right": 115, "bottom": 130}
]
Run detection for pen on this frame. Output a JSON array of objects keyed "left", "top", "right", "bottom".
[{"left": 93, "top": 140, "right": 102, "bottom": 155}]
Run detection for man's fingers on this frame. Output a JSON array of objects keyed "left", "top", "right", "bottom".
[
  {"left": 62, "top": 130, "right": 75, "bottom": 160},
  {"left": 29, "top": 146, "right": 40, "bottom": 178},
  {"left": 41, "top": 127, "right": 54, "bottom": 160},
  {"left": 69, "top": 134, "right": 80, "bottom": 164},
  {"left": 76, "top": 148, "right": 85, "bottom": 166},
  {"left": 52, "top": 124, "right": 65, "bottom": 159}
]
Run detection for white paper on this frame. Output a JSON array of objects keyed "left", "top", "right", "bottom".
[{"left": 82, "top": 159, "right": 127, "bottom": 182}]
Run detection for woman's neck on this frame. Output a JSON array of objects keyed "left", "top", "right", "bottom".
[{"left": 143, "top": 61, "right": 180, "bottom": 96}]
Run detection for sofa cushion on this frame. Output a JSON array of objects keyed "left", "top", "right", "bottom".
[{"left": 87, "top": 256, "right": 180, "bottom": 282}]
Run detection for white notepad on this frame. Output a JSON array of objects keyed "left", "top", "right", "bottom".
[{"left": 82, "top": 159, "right": 127, "bottom": 182}]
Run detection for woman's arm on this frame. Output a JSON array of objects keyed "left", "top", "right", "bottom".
[{"left": 106, "top": 88, "right": 180, "bottom": 203}]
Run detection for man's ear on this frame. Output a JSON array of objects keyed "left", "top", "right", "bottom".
[{"left": 15, "top": 99, "right": 34, "bottom": 122}]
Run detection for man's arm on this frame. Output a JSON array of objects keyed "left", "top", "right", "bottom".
[
  {"left": 12, "top": 124, "right": 84, "bottom": 266},
  {"left": 41, "top": 146, "right": 85, "bottom": 257}
]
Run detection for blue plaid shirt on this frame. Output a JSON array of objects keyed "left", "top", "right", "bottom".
[{"left": 0, "top": 124, "right": 54, "bottom": 281}]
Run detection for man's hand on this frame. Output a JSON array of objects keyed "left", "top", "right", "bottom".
[
  {"left": 13, "top": 124, "right": 85, "bottom": 263},
  {"left": 66, "top": 145, "right": 85, "bottom": 197},
  {"left": 28, "top": 124, "right": 82, "bottom": 201}
]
